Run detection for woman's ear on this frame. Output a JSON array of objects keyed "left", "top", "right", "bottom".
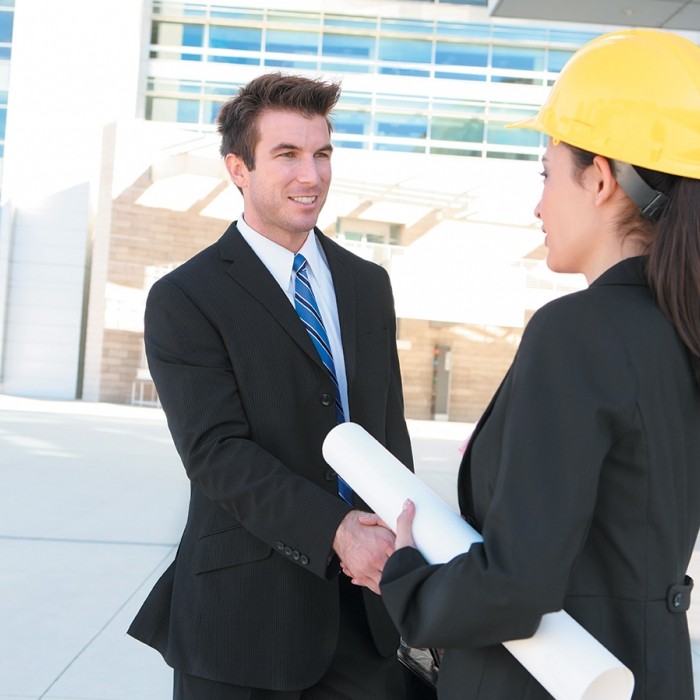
[{"left": 591, "top": 155, "right": 618, "bottom": 206}]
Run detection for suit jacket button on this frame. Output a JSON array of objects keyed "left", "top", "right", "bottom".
[
  {"left": 320, "top": 393, "right": 332, "bottom": 406},
  {"left": 284, "top": 546, "right": 292, "bottom": 557},
  {"left": 300, "top": 555, "right": 309, "bottom": 566},
  {"left": 292, "top": 550, "right": 300, "bottom": 561},
  {"left": 276, "top": 541, "right": 285, "bottom": 551},
  {"left": 324, "top": 468, "right": 336, "bottom": 481}
]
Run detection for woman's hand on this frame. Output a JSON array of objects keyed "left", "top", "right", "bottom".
[{"left": 394, "top": 498, "right": 417, "bottom": 551}]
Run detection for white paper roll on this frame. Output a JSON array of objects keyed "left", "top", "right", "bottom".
[{"left": 323, "top": 422, "right": 634, "bottom": 700}]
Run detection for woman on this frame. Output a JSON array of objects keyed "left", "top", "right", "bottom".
[{"left": 379, "top": 29, "right": 700, "bottom": 700}]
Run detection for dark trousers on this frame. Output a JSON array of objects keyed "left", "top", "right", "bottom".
[{"left": 173, "top": 577, "right": 412, "bottom": 700}]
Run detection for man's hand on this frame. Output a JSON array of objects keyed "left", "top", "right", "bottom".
[{"left": 333, "top": 511, "right": 395, "bottom": 594}]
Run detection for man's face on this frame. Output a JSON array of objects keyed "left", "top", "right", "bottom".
[{"left": 226, "top": 109, "right": 333, "bottom": 251}]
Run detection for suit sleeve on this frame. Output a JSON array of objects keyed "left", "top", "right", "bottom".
[
  {"left": 145, "top": 276, "right": 351, "bottom": 580},
  {"left": 381, "top": 294, "right": 638, "bottom": 649}
]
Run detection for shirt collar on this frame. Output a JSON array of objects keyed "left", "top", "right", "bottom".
[{"left": 236, "top": 215, "right": 322, "bottom": 292}]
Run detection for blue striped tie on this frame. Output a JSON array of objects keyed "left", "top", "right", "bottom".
[{"left": 293, "top": 253, "right": 353, "bottom": 503}]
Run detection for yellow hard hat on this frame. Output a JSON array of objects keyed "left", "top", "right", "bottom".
[{"left": 509, "top": 29, "right": 700, "bottom": 180}]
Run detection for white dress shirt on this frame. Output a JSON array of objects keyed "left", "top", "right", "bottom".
[{"left": 236, "top": 216, "right": 350, "bottom": 420}]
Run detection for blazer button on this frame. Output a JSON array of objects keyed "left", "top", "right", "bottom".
[
  {"left": 300, "top": 555, "right": 309, "bottom": 566},
  {"left": 292, "top": 550, "right": 300, "bottom": 561},
  {"left": 276, "top": 541, "right": 285, "bottom": 551},
  {"left": 324, "top": 468, "right": 336, "bottom": 481},
  {"left": 284, "top": 546, "right": 292, "bottom": 557},
  {"left": 320, "top": 393, "right": 332, "bottom": 406}
]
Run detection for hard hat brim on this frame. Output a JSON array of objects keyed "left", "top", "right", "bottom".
[{"left": 505, "top": 116, "right": 539, "bottom": 131}]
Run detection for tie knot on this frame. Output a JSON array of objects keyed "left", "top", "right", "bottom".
[{"left": 293, "top": 253, "right": 307, "bottom": 275}]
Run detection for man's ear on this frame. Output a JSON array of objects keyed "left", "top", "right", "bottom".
[
  {"left": 591, "top": 155, "right": 618, "bottom": 206},
  {"left": 224, "top": 153, "right": 248, "bottom": 189}
]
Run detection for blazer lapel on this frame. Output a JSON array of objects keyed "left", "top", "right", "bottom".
[
  {"left": 317, "top": 230, "right": 357, "bottom": 387},
  {"left": 458, "top": 367, "right": 511, "bottom": 521},
  {"left": 218, "top": 223, "right": 326, "bottom": 372}
]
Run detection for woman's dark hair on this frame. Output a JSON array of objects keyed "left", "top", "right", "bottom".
[
  {"left": 216, "top": 72, "right": 341, "bottom": 170},
  {"left": 566, "top": 143, "right": 700, "bottom": 384}
]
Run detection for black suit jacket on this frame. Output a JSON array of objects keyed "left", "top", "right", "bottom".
[
  {"left": 381, "top": 257, "right": 700, "bottom": 699},
  {"left": 128, "top": 223, "right": 413, "bottom": 690}
]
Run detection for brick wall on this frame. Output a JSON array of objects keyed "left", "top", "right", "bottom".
[{"left": 397, "top": 318, "right": 521, "bottom": 423}]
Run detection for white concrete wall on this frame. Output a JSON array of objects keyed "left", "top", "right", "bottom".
[{"left": 0, "top": 0, "right": 148, "bottom": 398}]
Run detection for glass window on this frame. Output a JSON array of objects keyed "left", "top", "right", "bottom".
[
  {"left": 152, "top": 21, "right": 203, "bottom": 47},
  {"left": 431, "top": 115, "right": 483, "bottom": 144},
  {"left": 433, "top": 98, "right": 485, "bottom": 115},
  {"left": 492, "top": 25, "right": 547, "bottom": 42},
  {"left": 209, "top": 25, "right": 261, "bottom": 51},
  {"left": 375, "top": 112, "right": 427, "bottom": 140},
  {"left": 380, "top": 18, "right": 431, "bottom": 34},
  {"left": 486, "top": 121, "right": 540, "bottom": 147},
  {"left": 146, "top": 96, "right": 175, "bottom": 122},
  {"left": 379, "top": 67, "right": 430, "bottom": 78},
  {"left": 436, "top": 41, "right": 487, "bottom": 67},
  {"left": 324, "top": 15, "right": 377, "bottom": 32},
  {"left": 549, "top": 28, "right": 601, "bottom": 46},
  {"left": 204, "top": 100, "right": 225, "bottom": 124},
  {"left": 486, "top": 107, "right": 541, "bottom": 147},
  {"left": 268, "top": 11, "right": 320, "bottom": 28},
  {"left": 210, "top": 7, "right": 262, "bottom": 22},
  {"left": 431, "top": 146, "right": 483, "bottom": 157},
  {"left": 487, "top": 151, "right": 539, "bottom": 161},
  {"left": 322, "top": 33, "right": 375, "bottom": 60},
  {"left": 338, "top": 93, "right": 372, "bottom": 108},
  {"left": 379, "top": 37, "right": 431, "bottom": 64},
  {"left": 153, "top": 1, "right": 204, "bottom": 16},
  {"left": 435, "top": 70, "right": 486, "bottom": 81},
  {"left": 334, "top": 110, "right": 371, "bottom": 136},
  {"left": 176, "top": 100, "right": 199, "bottom": 124},
  {"left": 0, "top": 10, "right": 12, "bottom": 43},
  {"left": 204, "top": 82, "right": 241, "bottom": 97},
  {"left": 263, "top": 57, "right": 318, "bottom": 70},
  {"left": 334, "top": 140, "right": 366, "bottom": 150},
  {"left": 491, "top": 46, "right": 545, "bottom": 72},
  {"left": 210, "top": 55, "right": 259, "bottom": 65},
  {"left": 547, "top": 49, "right": 573, "bottom": 73},
  {"left": 320, "top": 61, "right": 370, "bottom": 73},
  {"left": 436, "top": 21, "right": 489, "bottom": 39},
  {"left": 376, "top": 95, "right": 428, "bottom": 111},
  {"left": 265, "top": 29, "right": 319, "bottom": 55},
  {"left": 375, "top": 142, "right": 425, "bottom": 153}
]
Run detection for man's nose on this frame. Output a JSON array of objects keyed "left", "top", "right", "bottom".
[{"left": 296, "top": 156, "right": 321, "bottom": 184}]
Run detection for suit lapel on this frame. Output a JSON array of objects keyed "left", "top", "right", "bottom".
[
  {"left": 458, "top": 367, "right": 511, "bottom": 520},
  {"left": 317, "top": 230, "right": 357, "bottom": 387},
  {"left": 218, "top": 223, "right": 326, "bottom": 372}
]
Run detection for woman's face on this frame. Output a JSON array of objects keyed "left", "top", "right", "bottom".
[{"left": 534, "top": 140, "right": 602, "bottom": 279}]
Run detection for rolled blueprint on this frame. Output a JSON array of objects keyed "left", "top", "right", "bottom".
[{"left": 323, "top": 422, "right": 634, "bottom": 700}]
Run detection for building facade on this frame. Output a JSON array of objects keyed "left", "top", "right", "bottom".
[{"left": 1, "top": 0, "right": 695, "bottom": 420}]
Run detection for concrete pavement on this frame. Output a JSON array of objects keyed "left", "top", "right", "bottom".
[{"left": 1, "top": 395, "right": 699, "bottom": 699}]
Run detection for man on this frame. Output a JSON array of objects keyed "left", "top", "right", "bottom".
[{"left": 127, "top": 73, "right": 415, "bottom": 699}]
